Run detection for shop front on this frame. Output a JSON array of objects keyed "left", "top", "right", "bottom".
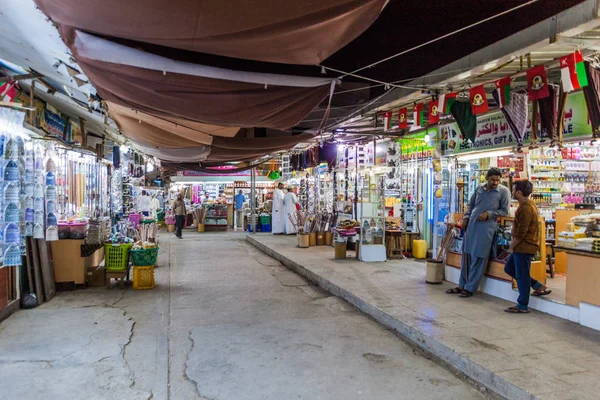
[
  {"left": 437, "top": 90, "right": 600, "bottom": 330},
  {"left": 169, "top": 169, "right": 276, "bottom": 232}
]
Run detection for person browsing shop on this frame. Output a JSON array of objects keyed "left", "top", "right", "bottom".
[
  {"left": 234, "top": 190, "right": 246, "bottom": 228},
  {"left": 447, "top": 167, "right": 510, "bottom": 298},
  {"left": 504, "top": 180, "right": 551, "bottom": 313},
  {"left": 138, "top": 190, "right": 152, "bottom": 217},
  {"left": 173, "top": 194, "right": 186, "bottom": 239},
  {"left": 272, "top": 183, "right": 285, "bottom": 234}
]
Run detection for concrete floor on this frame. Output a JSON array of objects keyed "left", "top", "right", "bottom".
[{"left": 0, "top": 232, "right": 486, "bottom": 399}]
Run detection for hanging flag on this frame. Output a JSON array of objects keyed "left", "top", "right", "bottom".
[
  {"left": 438, "top": 92, "right": 457, "bottom": 115},
  {"left": 383, "top": 111, "right": 393, "bottom": 131},
  {"left": 0, "top": 81, "right": 16, "bottom": 102},
  {"left": 560, "top": 51, "right": 589, "bottom": 92},
  {"left": 428, "top": 100, "right": 440, "bottom": 124},
  {"left": 494, "top": 77, "right": 511, "bottom": 108},
  {"left": 398, "top": 107, "right": 408, "bottom": 129},
  {"left": 469, "top": 85, "right": 489, "bottom": 114},
  {"left": 527, "top": 65, "right": 550, "bottom": 100},
  {"left": 413, "top": 103, "right": 424, "bottom": 127}
]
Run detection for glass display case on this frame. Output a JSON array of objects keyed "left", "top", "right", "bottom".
[{"left": 358, "top": 172, "right": 386, "bottom": 262}]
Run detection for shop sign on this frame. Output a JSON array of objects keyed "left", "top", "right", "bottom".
[
  {"left": 181, "top": 169, "right": 266, "bottom": 177},
  {"left": 375, "top": 140, "right": 388, "bottom": 165},
  {"left": 396, "top": 128, "right": 437, "bottom": 160},
  {"left": 440, "top": 91, "right": 592, "bottom": 156}
]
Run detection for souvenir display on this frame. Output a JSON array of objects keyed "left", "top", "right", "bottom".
[{"left": 45, "top": 147, "right": 58, "bottom": 241}]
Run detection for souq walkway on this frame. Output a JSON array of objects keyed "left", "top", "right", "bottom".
[
  {"left": 0, "top": 232, "right": 485, "bottom": 400},
  {"left": 248, "top": 234, "right": 600, "bottom": 400}
]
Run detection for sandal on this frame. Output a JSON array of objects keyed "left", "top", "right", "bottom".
[
  {"left": 446, "top": 287, "right": 462, "bottom": 294},
  {"left": 459, "top": 290, "right": 473, "bottom": 298},
  {"left": 505, "top": 306, "right": 529, "bottom": 313},
  {"left": 532, "top": 289, "right": 552, "bottom": 297}
]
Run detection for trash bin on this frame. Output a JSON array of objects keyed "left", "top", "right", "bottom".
[{"left": 425, "top": 259, "right": 444, "bottom": 284}]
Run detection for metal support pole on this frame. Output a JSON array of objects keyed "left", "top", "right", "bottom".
[{"left": 250, "top": 167, "right": 256, "bottom": 234}]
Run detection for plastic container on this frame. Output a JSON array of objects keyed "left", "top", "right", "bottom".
[
  {"left": 167, "top": 225, "right": 175, "bottom": 233},
  {"left": 58, "top": 223, "right": 70, "bottom": 239},
  {"left": 104, "top": 243, "right": 133, "bottom": 270},
  {"left": 260, "top": 224, "right": 271, "bottom": 232},
  {"left": 130, "top": 247, "right": 159, "bottom": 266},
  {"left": 412, "top": 239, "right": 427, "bottom": 259},
  {"left": 69, "top": 222, "right": 87, "bottom": 239},
  {"left": 129, "top": 213, "right": 142, "bottom": 227},
  {"left": 197, "top": 224, "right": 205, "bottom": 232},
  {"left": 133, "top": 266, "right": 155, "bottom": 290},
  {"left": 425, "top": 259, "right": 444, "bottom": 284},
  {"left": 308, "top": 232, "right": 317, "bottom": 246}
]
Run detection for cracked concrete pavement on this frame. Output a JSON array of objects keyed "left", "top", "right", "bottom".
[{"left": 0, "top": 232, "right": 487, "bottom": 399}]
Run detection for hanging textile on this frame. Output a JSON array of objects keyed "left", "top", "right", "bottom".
[
  {"left": 537, "top": 84, "right": 558, "bottom": 144},
  {"left": 493, "top": 90, "right": 528, "bottom": 152},
  {"left": 449, "top": 100, "right": 477, "bottom": 144},
  {"left": 556, "top": 86, "right": 568, "bottom": 148},
  {"left": 583, "top": 61, "right": 600, "bottom": 141},
  {"left": 530, "top": 100, "right": 539, "bottom": 149}
]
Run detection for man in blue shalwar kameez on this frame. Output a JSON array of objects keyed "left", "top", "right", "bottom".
[{"left": 447, "top": 167, "right": 510, "bottom": 298}]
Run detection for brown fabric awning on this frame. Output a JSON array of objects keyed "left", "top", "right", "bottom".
[
  {"left": 63, "top": 28, "right": 332, "bottom": 129},
  {"left": 34, "top": 0, "right": 386, "bottom": 65}
]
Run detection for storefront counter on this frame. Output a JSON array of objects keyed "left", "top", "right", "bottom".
[
  {"left": 51, "top": 240, "right": 105, "bottom": 285},
  {"left": 555, "top": 247, "right": 600, "bottom": 307},
  {"left": 446, "top": 252, "right": 546, "bottom": 284}
]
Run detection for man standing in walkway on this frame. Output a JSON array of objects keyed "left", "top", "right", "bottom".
[
  {"left": 447, "top": 167, "right": 510, "bottom": 297},
  {"left": 272, "top": 183, "right": 285, "bottom": 234},
  {"left": 234, "top": 189, "right": 246, "bottom": 228},
  {"left": 173, "top": 194, "right": 186, "bottom": 239},
  {"left": 138, "top": 190, "right": 152, "bottom": 217},
  {"left": 504, "top": 180, "right": 551, "bottom": 313}
]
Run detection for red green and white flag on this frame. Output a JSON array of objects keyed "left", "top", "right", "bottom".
[
  {"left": 560, "top": 51, "right": 588, "bottom": 92},
  {"left": 398, "top": 107, "right": 408, "bottom": 129},
  {"left": 413, "top": 103, "right": 425, "bottom": 127},
  {"left": 0, "top": 82, "right": 16, "bottom": 102},
  {"left": 383, "top": 111, "right": 393, "bottom": 131},
  {"left": 438, "top": 92, "right": 457, "bottom": 115},
  {"left": 494, "top": 77, "right": 511, "bottom": 108}
]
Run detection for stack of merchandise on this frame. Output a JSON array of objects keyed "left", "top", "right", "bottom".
[
  {"left": 2, "top": 126, "right": 22, "bottom": 266},
  {"left": 45, "top": 148, "right": 58, "bottom": 241},
  {"left": 86, "top": 218, "right": 109, "bottom": 244}
]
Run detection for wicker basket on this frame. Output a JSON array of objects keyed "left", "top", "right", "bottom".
[{"left": 130, "top": 247, "right": 159, "bottom": 267}]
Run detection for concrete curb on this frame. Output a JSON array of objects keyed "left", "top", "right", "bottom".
[{"left": 247, "top": 235, "right": 538, "bottom": 400}]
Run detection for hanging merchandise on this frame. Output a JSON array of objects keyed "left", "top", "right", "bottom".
[
  {"left": 0, "top": 108, "right": 26, "bottom": 267},
  {"left": 383, "top": 111, "right": 393, "bottom": 131},
  {"left": 493, "top": 91, "right": 528, "bottom": 152},
  {"left": 428, "top": 100, "right": 439, "bottom": 124},
  {"left": 438, "top": 92, "right": 457, "bottom": 115},
  {"left": 527, "top": 64, "right": 550, "bottom": 101},
  {"left": 469, "top": 85, "right": 489, "bottom": 115},
  {"left": 560, "top": 51, "right": 588, "bottom": 92},
  {"left": 398, "top": 107, "right": 408, "bottom": 129},
  {"left": 413, "top": 103, "right": 425, "bottom": 127},
  {"left": 45, "top": 146, "right": 58, "bottom": 241},
  {"left": 494, "top": 77, "right": 511, "bottom": 108},
  {"left": 582, "top": 61, "right": 600, "bottom": 141},
  {"left": 450, "top": 100, "right": 477, "bottom": 144}
]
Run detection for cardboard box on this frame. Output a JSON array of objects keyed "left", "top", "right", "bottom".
[{"left": 87, "top": 266, "right": 106, "bottom": 287}]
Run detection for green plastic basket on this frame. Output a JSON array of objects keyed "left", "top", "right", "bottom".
[
  {"left": 130, "top": 247, "right": 159, "bottom": 267},
  {"left": 104, "top": 243, "right": 133, "bottom": 270}
]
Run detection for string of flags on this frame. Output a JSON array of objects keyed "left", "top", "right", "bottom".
[{"left": 382, "top": 50, "right": 589, "bottom": 132}]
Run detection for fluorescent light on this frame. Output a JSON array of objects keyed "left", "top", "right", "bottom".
[
  {"left": 456, "top": 149, "right": 514, "bottom": 161},
  {"left": 146, "top": 162, "right": 154, "bottom": 172},
  {"left": 120, "top": 144, "right": 129, "bottom": 153}
]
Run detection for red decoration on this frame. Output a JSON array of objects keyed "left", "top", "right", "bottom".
[
  {"left": 469, "top": 85, "right": 489, "bottom": 115},
  {"left": 428, "top": 100, "right": 439, "bottom": 124},
  {"left": 398, "top": 107, "right": 408, "bottom": 129},
  {"left": 527, "top": 65, "right": 550, "bottom": 100}
]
